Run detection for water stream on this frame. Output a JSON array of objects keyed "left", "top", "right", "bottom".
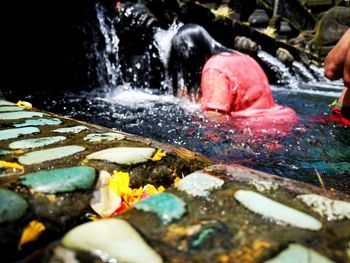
[{"left": 25, "top": 5, "right": 350, "bottom": 194}]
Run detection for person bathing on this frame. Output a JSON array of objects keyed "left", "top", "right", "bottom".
[{"left": 168, "top": 23, "right": 297, "bottom": 123}]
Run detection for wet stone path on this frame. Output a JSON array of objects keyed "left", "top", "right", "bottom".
[{"left": 0, "top": 99, "right": 350, "bottom": 262}]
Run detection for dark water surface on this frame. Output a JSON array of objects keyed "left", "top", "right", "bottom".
[{"left": 21, "top": 80, "right": 350, "bottom": 194}]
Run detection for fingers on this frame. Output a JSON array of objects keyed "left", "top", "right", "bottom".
[
  {"left": 344, "top": 43, "right": 350, "bottom": 88},
  {"left": 324, "top": 50, "right": 344, "bottom": 80},
  {"left": 324, "top": 28, "right": 350, "bottom": 81}
]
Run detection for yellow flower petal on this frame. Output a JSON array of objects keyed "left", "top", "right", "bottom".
[
  {"left": 16, "top": 100, "right": 32, "bottom": 110},
  {"left": 18, "top": 220, "right": 45, "bottom": 249},
  {"left": 124, "top": 186, "right": 143, "bottom": 205},
  {"left": 262, "top": 26, "right": 276, "bottom": 38},
  {"left": 144, "top": 184, "right": 165, "bottom": 195},
  {"left": 0, "top": 160, "right": 24, "bottom": 170},
  {"left": 174, "top": 177, "right": 181, "bottom": 185},
  {"left": 157, "top": 185, "right": 165, "bottom": 192},
  {"left": 151, "top": 149, "right": 166, "bottom": 161},
  {"left": 144, "top": 184, "right": 158, "bottom": 195},
  {"left": 109, "top": 171, "right": 131, "bottom": 196},
  {"left": 86, "top": 213, "right": 101, "bottom": 221}
]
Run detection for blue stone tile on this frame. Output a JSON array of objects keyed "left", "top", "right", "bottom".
[
  {"left": 0, "top": 111, "right": 45, "bottom": 120},
  {"left": 52, "top": 125, "right": 88, "bottom": 134},
  {"left": 0, "top": 106, "right": 25, "bottom": 112},
  {"left": 0, "top": 127, "right": 40, "bottom": 141},
  {"left": 0, "top": 100, "right": 16, "bottom": 106},
  {"left": 18, "top": 145, "right": 86, "bottom": 165},
  {"left": 135, "top": 193, "right": 186, "bottom": 224},
  {"left": 14, "top": 118, "right": 62, "bottom": 127},
  {"left": 175, "top": 171, "right": 224, "bottom": 197},
  {"left": 0, "top": 149, "right": 11, "bottom": 155},
  {"left": 21, "top": 166, "right": 96, "bottom": 193},
  {"left": 0, "top": 188, "right": 28, "bottom": 223},
  {"left": 9, "top": 136, "right": 67, "bottom": 149}
]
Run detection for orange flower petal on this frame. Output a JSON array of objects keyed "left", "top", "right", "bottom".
[{"left": 18, "top": 220, "right": 45, "bottom": 249}]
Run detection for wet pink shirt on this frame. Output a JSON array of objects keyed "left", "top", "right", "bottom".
[{"left": 201, "top": 52, "right": 297, "bottom": 122}]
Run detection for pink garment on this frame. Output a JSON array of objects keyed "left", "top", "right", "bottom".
[{"left": 201, "top": 52, "right": 296, "bottom": 122}]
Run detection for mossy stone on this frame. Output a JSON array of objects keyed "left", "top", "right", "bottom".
[
  {"left": 0, "top": 100, "right": 16, "bottom": 106},
  {"left": 14, "top": 118, "right": 62, "bottom": 128},
  {"left": 86, "top": 147, "right": 155, "bottom": 165},
  {"left": 62, "top": 219, "right": 162, "bottom": 263},
  {"left": 265, "top": 243, "right": 334, "bottom": 263},
  {"left": 21, "top": 166, "right": 96, "bottom": 193},
  {"left": 18, "top": 145, "right": 86, "bottom": 165},
  {"left": 84, "top": 132, "right": 125, "bottom": 142},
  {"left": 0, "top": 188, "right": 28, "bottom": 223},
  {"left": 0, "top": 111, "right": 45, "bottom": 120},
  {"left": 135, "top": 193, "right": 186, "bottom": 224},
  {"left": 52, "top": 125, "right": 88, "bottom": 134},
  {"left": 9, "top": 136, "right": 67, "bottom": 149},
  {"left": 0, "top": 127, "right": 40, "bottom": 141},
  {"left": 234, "top": 190, "right": 322, "bottom": 231},
  {"left": 175, "top": 171, "right": 224, "bottom": 197},
  {"left": 0, "top": 106, "right": 25, "bottom": 112}
]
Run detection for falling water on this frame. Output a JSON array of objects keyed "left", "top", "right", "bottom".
[
  {"left": 153, "top": 22, "right": 183, "bottom": 93},
  {"left": 257, "top": 50, "right": 298, "bottom": 88},
  {"left": 291, "top": 60, "right": 317, "bottom": 83},
  {"left": 24, "top": 7, "right": 350, "bottom": 193},
  {"left": 94, "top": 3, "right": 122, "bottom": 87}
]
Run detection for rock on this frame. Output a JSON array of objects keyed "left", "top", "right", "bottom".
[
  {"left": 234, "top": 36, "right": 258, "bottom": 55},
  {"left": 18, "top": 145, "right": 86, "bottom": 165},
  {"left": 276, "top": 48, "right": 294, "bottom": 64},
  {"left": 0, "top": 106, "right": 25, "bottom": 112},
  {"left": 0, "top": 111, "right": 45, "bottom": 120},
  {"left": 62, "top": 219, "right": 163, "bottom": 263},
  {"left": 21, "top": 166, "right": 96, "bottom": 193},
  {"left": 87, "top": 147, "right": 156, "bottom": 165},
  {"left": 0, "top": 127, "right": 40, "bottom": 141},
  {"left": 312, "top": 7, "right": 350, "bottom": 57},
  {"left": 0, "top": 149, "right": 11, "bottom": 155},
  {"left": 9, "top": 136, "right": 67, "bottom": 149},
  {"left": 14, "top": 118, "right": 62, "bottom": 127},
  {"left": 265, "top": 243, "right": 334, "bottom": 263},
  {"left": 51, "top": 125, "right": 88, "bottom": 134},
  {"left": 279, "top": 21, "right": 292, "bottom": 35},
  {"left": 0, "top": 188, "right": 28, "bottom": 223},
  {"left": 135, "top": 193, "right": 186, "bottom": 224},
  {"left": 288, "top": 34, "right": 307, "bottom": 49},
  {"left": 298, "top": 194, "right": 350, "bottom": 221},
  {"left": 234, "top": 190, "right": 322, "bottom": 231},
  {"left": 175, "top": 171, "right": 224, "bottom": 197},
  {"left": 249, "top": 179, "right": 279, "bottom": 192},
  {"left": 248, "top": 9, "right": 269, "bottom": 28},
  {"left": 0, "top": 100, "right": 16, "bottom": 106},
  {"left": 84, "top": 132, "right": 125, "bottom": 142}
]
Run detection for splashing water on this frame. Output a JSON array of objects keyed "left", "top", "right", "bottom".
[
  {"left": 95, "top": 3, "right": 122, "bottom": 87},
  {"left": 24, "top": 7, "right": 350, "bottom": 194},
  {"left": 292, "top": 61, "right": 317, "bottom": 83},
  {"left": 153, "top": 21, "right": 183, "bottom": 93},
  {"left": 257, "top": 50, "right": 298, "bottom": 88}
]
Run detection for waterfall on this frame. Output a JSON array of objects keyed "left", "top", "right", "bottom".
[
  {"left": 257, "top": 50, "right": 298, "bottom": 88},
  {"left": 94, "top": 3, "right": 122, "bottom": 88},
  {"left": 153, "top": 22, "right": 183, "bottom": 93},
  {"left": 291, "top": 61, "right": 317, "bottom": 83}
]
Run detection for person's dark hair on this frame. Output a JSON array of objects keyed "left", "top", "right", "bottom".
[{"left": 168, "top": 23, "right": 233, "bottom": 97}]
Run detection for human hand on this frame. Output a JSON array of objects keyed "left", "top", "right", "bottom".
[{"left": 324, "top": 28, "right": 350, "bottom": 87}]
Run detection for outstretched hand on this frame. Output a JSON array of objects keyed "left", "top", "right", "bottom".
[{"left": 324, "top": 28, "right": 350, "bottom": 87}]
